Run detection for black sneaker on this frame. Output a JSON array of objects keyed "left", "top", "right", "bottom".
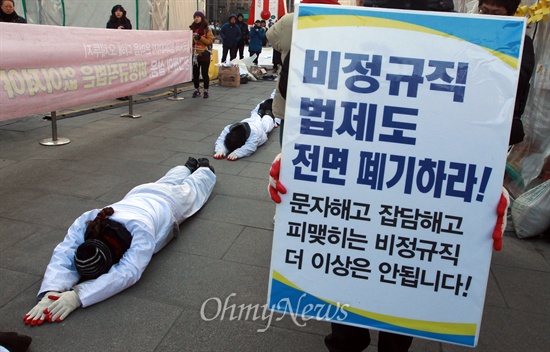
[
  {"left": 185, "top": 157, "right": 199, "bottom": 173},
  {"left": 197, "top": 158, "right": 215, "bottom": 173}
]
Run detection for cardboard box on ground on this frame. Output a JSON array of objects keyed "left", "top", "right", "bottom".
[{"left": 218, "top": 66, "right": 240, "bottom": 87}]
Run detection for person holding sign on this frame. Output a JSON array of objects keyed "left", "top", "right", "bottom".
[
  {"left": 267, "top": 1, "right": 514, "bottom": 350},
  {"left": 477, "top": 0, "right": 535, "bottom": 146},
  {"left": 266, "top": 0, "right": 342, "bottom": 146},
  {"left": 23, "top": 158, "right": 216, "bottom": 326}
]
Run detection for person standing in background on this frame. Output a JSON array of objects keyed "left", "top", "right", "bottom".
[
  {"left": 0, "top": 0, "right": 26, "bottom": 23},
  {"left": 106, "top": 4, "right": 132, "bottom": 101},
  {"left": 236, "top": 13, "right": 250, "bottom": 60},
  {"left": 106, "top": 4, "right": 132, "bottom": 29},
  {"left": 220, "top": 14, "right": 241, "bottom": 63},
  {"left": 260, "top": 20, "right": 268, "bottom": 46},
  {"left": 190, "top": 11, "right": 214, "bottom": 99},
  {"left": 248, "top": 20, "right": 266, "bottom": 65}
]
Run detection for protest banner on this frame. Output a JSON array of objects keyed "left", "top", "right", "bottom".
[
  {"left": 268, "top": 4, "right": 526, "bottom": 347},
  {"left": 0, "top": 23, "right": 192, "bottom": 121}
]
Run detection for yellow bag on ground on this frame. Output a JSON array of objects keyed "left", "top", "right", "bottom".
[{"left": 209, "top": 49, "right": 219, "bottom": 80}]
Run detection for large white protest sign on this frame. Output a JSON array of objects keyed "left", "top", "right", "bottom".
[{"left": 268, "top": 4, "right": 526, "bottom": 347}]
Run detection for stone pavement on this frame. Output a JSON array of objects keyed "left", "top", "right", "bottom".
[{"left": 0, "top": 78, "right": 548, "bottom": 352}]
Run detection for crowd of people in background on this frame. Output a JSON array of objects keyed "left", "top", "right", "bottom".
[
  {"left": 216, "top": 13, "right": 280, "bottom": 68},
  {"left": 212, "top": 14, "right": 276, "bottom": 46}
]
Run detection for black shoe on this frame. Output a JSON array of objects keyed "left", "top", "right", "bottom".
[
  {"left": 185, "top": 157, "right": 199, "bottom": 173},
  {"left": 197, "top": 158, "right": 215, "bottom": 173}
]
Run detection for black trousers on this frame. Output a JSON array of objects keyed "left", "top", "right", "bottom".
[
  {"left": 325, "top": 323, "right": 413, "bottom": 352},
  {"left": 221, "top": 45, "right": 238, "bottom": 63},
  {"left": 237, "top": 41, "right": 245, "bottom": 59},
  {"left": 249, "top": 50, "right": 261, "bottom": 64},
  {"left": 192, "top": 60, "right": 210, "bottom": 90}
]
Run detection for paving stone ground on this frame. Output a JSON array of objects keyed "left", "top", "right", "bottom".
[{"left": 1, "top": 75, "right": 548, "bottom": 352}]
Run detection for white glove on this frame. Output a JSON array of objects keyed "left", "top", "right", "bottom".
[
  {"left": 227, "top": 152, "right": 239, "bottom": 161},
  {"left": 46, "top": 290, "right": 81, "bottom": 322},
  {"left": 214, "top": 151, "right": 226, "bottom": 159},
  {"left": 24, "top": 292, "right": 60, "bottom": 326}
]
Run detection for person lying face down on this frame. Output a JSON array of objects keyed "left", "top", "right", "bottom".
[
  {"left": 24, "top": 158, "right": 216, "bottom": 326},
  {"left": 214, "top": 89, "right": 278, "bottom": 161}
]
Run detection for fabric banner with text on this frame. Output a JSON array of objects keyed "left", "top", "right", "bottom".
[{"left": 0, "top": 23, "right": 192, "bottom": 121}]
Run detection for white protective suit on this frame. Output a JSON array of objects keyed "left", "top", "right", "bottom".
[
  {"left": 38, "top": 166, "right": 216, "bottom": 307},
  {"left": 214, "top": 90, "right": 276, "bottom": 159}
]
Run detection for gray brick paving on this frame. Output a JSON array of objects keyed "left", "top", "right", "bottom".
[{"left": 1, "top": 79, "right": 548, "bottom": 352}]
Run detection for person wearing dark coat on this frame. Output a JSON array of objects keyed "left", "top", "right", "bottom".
[
  {"left": 0, "top": 0, "right": 26, "bottom": 23},
  {"left": 248, "top": 20, "right": 266, "bottom": 65},
  {"left": 220, "top": 14, "right": 242, "bottom": 63},
  {"left": 236, "top": 13, "right": 250, "bottom": 60},
  {"left": 106, "top": 4, "right": 132, "bottom": 30},
  {"left": 106, "top": 4, "right": 132, "bottom": 101}
]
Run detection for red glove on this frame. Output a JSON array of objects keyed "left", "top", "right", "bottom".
[
  {"left": 492, "top": 187, "right": 510, "bottom": 251},
  {"left": 268, "top": 153, "right": 287, "bottom": 203}
]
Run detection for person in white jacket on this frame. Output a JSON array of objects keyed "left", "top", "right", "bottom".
[
  {"left": 213, "top": 90, "right": 278, "bottom": 161},
  {"left": 24, "top": 157, "right": 216, "bottom": 326}
]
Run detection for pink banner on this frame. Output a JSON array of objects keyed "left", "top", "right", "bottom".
[{"left": 0, "top": 23, "right": 192, "bottom": 121}]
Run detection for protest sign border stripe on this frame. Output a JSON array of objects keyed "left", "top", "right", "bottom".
[
  {"left": 271, "top": 271, "right": 477, "bottom": 346},
  {"left": 296, "top": 5, "right": 524, "bottom": 69}
]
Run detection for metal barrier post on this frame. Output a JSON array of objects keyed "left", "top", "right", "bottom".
[
  {"left": 167, "top": 84, "right": 184, "bottom": 101},
  {"left": 39, "top": 111, "right": 70, "bottom": 146},
  {"left": 120, "top": 96, "right": 141, "bottom": 118}
]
